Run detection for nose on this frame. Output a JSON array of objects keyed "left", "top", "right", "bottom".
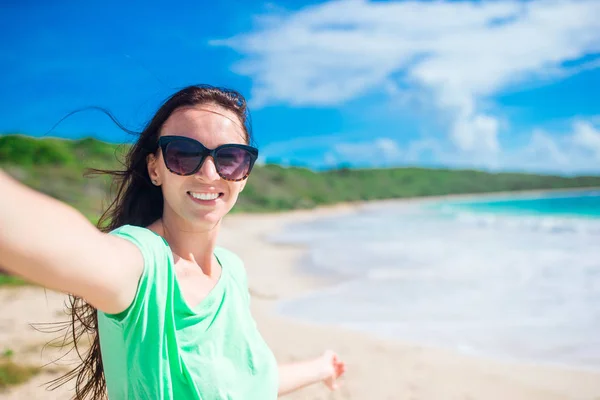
[{"left": 197, "top": 156, "right": 220, "bottom": 181}]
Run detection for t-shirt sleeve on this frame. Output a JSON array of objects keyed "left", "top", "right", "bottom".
[{"left": 100, "top": 224, "right": 170, "bottom": 325}]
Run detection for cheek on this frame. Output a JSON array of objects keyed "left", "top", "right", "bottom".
[
  {"left": 160, "top": 175, "right": 187, "bottom": 202},
  {"left": 225, "top": 182, "right": 244, "bottom": 199}
]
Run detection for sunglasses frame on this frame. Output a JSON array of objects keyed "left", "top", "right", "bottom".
[{"left": 157, "top": 135, "right": 259, "bottom": 182}]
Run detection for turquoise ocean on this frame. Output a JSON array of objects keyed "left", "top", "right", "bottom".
[{"left": 269, "top": 190, "right": 600, "bottom": 370}]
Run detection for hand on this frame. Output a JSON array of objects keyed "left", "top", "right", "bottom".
[{"left": 318, "top": 350, "right": 346, "bottom": 390}]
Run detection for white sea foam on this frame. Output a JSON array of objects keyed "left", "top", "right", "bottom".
[{"left": 271, "top": 198, "right": 600, "bottom": 370}]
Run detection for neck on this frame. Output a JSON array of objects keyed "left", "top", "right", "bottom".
[{"left": 155, "top": 208, "right": 221, "bottom": 277}]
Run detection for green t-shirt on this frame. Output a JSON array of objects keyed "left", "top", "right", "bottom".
[{"left": 97, "top": 225, "right": 279, "bottom": 399}]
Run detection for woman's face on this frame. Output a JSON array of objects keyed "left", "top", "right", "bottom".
[{"left": 147, "top": 103, "right": 249, "bottom": 229}]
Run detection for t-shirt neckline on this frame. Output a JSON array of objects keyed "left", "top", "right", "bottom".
[{"left": 148, "top": 228, "right": 227, "bottom": 314}]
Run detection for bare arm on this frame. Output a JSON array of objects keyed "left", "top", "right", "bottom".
[
  {"left": 278, "top": 350, "right": 345, "bottom": 397},
  {"left": 0, "top": 170, "right": 143, "bottom": 314}
]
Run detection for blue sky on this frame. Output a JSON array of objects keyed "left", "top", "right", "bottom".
[{"left": 1, "top": 0, "right": 599, "bottom": 174}]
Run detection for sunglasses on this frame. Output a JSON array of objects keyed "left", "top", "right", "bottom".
[{"left": 157, "top": 135, "right": 258, "bottom": 181}]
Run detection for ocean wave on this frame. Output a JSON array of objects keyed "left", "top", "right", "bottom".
[{"left": 449, "top": 211, "right": 600, "bottom": 235}]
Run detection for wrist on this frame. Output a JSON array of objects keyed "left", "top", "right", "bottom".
[{"left": 311, "top": 355, "right": 330, "bottom": 381}]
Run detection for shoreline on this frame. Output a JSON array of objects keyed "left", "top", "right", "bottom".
[
  {"left": 235, "top": 185, "right": 600, "bottom": 218},
  {"left": 237, "top": 204, "right": 600, "bottom": 375}
]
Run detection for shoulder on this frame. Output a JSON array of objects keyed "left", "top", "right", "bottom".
[
  {"left": 108, "top": 224, "right": 171, "bottom": 274},
  {"left": 110, "top": 224, "right": 164, "bottom": 242},
  {"left": 109, "top": 225, "right": 168, "bottom": 252}
]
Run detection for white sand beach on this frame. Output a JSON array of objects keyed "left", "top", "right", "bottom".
[{"left": 2, "top": 202, "right": 600, "bottom": 399}]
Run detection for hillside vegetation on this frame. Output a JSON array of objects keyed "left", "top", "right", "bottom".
[{"left": 2, "top": 134, "right": 600, "bottom": 221}]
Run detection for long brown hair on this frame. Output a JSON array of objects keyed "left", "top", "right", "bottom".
[{"left": 47, "top": 85, "right": 254, "bottom": 399}]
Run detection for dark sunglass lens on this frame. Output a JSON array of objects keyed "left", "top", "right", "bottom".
[
  {"left": 165, "top": 140, "right": 203, "bottom": 175},
  {"left": 215, "top": 147, "right": 253, "bottom": 180}
]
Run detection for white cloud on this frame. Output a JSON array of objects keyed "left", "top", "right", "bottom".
[
  {"left": 499, "top": 120, "right": 600, "bottom": 173},
  {"left": 259, "top": 133, "right": 408, "bottom": 167},
  {"left": 452, "top": 113, "right": 500, "bottom": 153},
  {"left": 522, "top": 129, "right": 571, "bottom": 168},
  {"left": 258, "top": 119, "right": 600, "bottom": 173},
  {"left": 572, "top": 121, "right": 600, "bottom": 159},
  {"left": 212, "top": 0, "right": 600, "bottom": 155},
  {"left": 422, "top": 119, "right": 600, "bottom": 173}
]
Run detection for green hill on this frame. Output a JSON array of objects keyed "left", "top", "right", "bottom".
[{"left": 2, "top": 134, "right": 600, "bottom": 221}]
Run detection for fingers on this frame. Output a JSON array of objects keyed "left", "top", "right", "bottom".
[
  {"left": 335, "top": 361, "right": 346, "bottom": 378},
  {"left": 323, "top": 351, "right": 346, "bottom": 391},
  {"left": 319, "top": 350, "right": 346, "bottom": 391},
  {"left": 331, "top": 353, "right": 346, "bottom": 378}
]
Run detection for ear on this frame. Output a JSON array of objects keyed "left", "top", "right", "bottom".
[
  {"left": 238, "top": 180, "right": 247, "bottom": 193},
  {"left": 147, "top": 153, "right": 161, "bottom": 186}
]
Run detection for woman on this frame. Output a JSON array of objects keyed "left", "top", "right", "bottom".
[{"left": 0, "top": 85, "right": 345, "bottom": 399}]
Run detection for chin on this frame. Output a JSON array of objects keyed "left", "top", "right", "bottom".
[{"left": 190, "top": 207, "right": 229, "bottom": 227}]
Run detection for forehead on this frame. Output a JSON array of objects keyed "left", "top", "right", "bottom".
[{"left": 161, "top": 104, "right": 247, "bottom": 146}]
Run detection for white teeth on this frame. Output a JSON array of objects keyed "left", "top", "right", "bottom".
[{"left": 189, "top": 192, "right": 220, "bottom": 201}]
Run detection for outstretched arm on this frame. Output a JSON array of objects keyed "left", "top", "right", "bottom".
[
  {"left": 277, "top": 350, "right": 346, "bottom": 397},
  {"left": 0, "top": 170, "right": 144, "bottom": 314}
]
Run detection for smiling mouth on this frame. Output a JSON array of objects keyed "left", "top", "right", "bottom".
[{"left": 187, "top": 191, "right": 224, "bottom": 201}]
